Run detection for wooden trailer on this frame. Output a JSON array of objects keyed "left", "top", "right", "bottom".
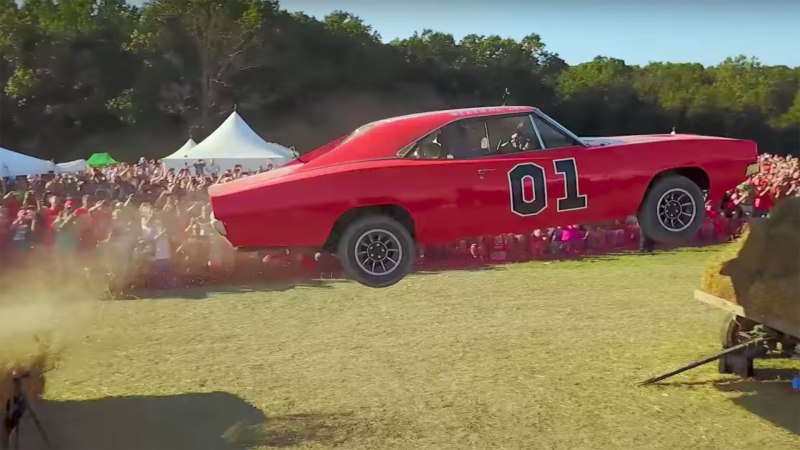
[{"left": 641, "top": 289, "right": 799, "bottom": 385}]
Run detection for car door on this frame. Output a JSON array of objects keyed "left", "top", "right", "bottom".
[
  {"left": 465, "top": 112, "right": 616, "bottom": 237},
  {"left": 400, "top": 118, "right": 502, "bottom": 242},
  {"left": 401, "top": 113, "right": 616, "bottom": 243}
]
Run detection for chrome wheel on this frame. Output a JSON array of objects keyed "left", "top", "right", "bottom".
[
  {"left": 354, "top": 228, "right": 403, "bottom": 276},
  {"left": 656, "top": 187, "right": 696, "bottom": 232}
]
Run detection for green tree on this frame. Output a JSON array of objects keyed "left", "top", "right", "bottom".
[
  {"left": 1, "top": 0, "right": 138, "bottom": 159},
  {"left": 128, "top": 0, "right": 278, "bottom": 135},
  {"left": 1, "top": 3, "right": 798, "bottom": 160}
]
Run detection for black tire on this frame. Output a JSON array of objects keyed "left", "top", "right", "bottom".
[
  {"left": 637, "top": 174, "right": 705, "bottom": 243},
  {"left": 718, "top": 315, "right": 757, "bottom": 374},
  {"left": 337, "top": 215, "right": 415, "bottom": 288}
]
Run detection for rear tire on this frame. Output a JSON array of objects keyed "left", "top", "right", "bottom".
[
  {"left": 637, "top": 174, "right": 705, "bottom": 243},
  {"left": 337, "top": 215, "right": 415, "bottom": 288}
]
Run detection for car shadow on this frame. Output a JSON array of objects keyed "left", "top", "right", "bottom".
[
  {"left": 714, "top": 368, "right": 800, "bottom": 435},
  {"left": 412, "top": 261, "right": 504, "bottom": 275},
  {"left": 126, "top": 278, "right": 349, "bottom": 300},
  {"left": 17, "top": 392, "right": 354, "bottom": 449},
  {"left": 112, "top": 241, "right": 726, "bottom": 299}
]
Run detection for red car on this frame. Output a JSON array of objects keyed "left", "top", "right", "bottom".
[{"left": 209, "top": 106, "right": 758, "bottom": 287}]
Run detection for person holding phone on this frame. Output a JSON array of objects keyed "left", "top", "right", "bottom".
[{"left": 10, "top": 207, "right": 37, "bottom": 266}]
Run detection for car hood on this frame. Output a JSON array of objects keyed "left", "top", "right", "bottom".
[{"left": 581, "top": 134, "right": 737, "bottom": 147}]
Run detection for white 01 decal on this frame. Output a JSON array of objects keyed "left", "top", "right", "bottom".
[{"left": 508, "top": 158, "right": 588, "bottom": 216}]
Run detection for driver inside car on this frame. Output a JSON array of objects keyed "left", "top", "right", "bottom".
[
  {"left": 414, "top": 132, "right": 444, "bottom": 159},
  {"left": 497, "top": 122, "right": 536, "bottom": 154}
]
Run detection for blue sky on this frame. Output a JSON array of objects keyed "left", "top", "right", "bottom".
[{"left": 127, "top": 0, "right": 800, "bottom": 67}]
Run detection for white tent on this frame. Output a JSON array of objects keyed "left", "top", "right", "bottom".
[
  {"left": 55, "top": 159, "right": 88, "bottom": 173},
  {"left": 0, "top": 146, "right": 55, "bottom": 177},
  {"left": 184, "top": 111, "right": 295, "bottom": 172},
  {"left": 162, "top": 138, "right": 198, "bottom": 171}
]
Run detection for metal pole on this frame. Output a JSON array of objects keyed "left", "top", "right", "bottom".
[{"left": 639, "top": 337, "right": 765, "bottom": 385}]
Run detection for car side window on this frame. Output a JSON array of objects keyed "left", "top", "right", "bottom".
[
  {"left": 406, "top": 132, "right": 443, "bottom": 159},
  {"left": 531, "top": 115, "right": 578, "bottom": 149},
  {"left": 486, "top": 115, "right": 542, "bottom": 154},
  {"left": 407, "top": 118, "right": 487, "bottom": 160},
  {"left": 440, "top": 119, "right": 488, "bottom": 159}
]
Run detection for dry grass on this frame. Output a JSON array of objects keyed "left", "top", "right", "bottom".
[{"left": 16, "top": 247, "right": 800, "bottom": 449}]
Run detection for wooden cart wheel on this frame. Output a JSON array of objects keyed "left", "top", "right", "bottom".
[
  {"left": 780, "top": 340, "right": 797, "bottom": 357},
  {"left": 719, "top": 314, "right": 757, "bottom": 376},
  {"left": 720, "top": 314, "right": 757, "bottom": 348}
]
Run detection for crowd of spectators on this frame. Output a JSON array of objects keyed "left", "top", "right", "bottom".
[{"left": 0, "top": 153, "right": 797, "bottom": 297}]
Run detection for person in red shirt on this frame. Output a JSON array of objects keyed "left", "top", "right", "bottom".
[
  {"left": 471, "top": 237, "right": 489, "bottom": 261},
  {"left": 511, "top": 234, "right": 528, "bottom": 262},
  {"left": 489, "top": 235, "right": 509, "bottom": 263},
  {"left": 452, "top": 239, "right": 471, "bottom": 262},
  {"left": 66, "top": 197, "right": 90, "bottom": 253},
  {"left": 751, "top": 180, "right": 772, "bottom": 217},
  {"left": 528, "top": 229, "right": 549, "bottom": 259}
]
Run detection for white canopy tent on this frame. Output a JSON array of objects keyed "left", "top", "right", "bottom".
[
  {"left": 181, "top": 111, "right": 295, "bottom": 172},
  {"left": 55, "top": 159, "right": 88, "bottom": 173},
  {"left": 0, "top": 146, "right": 55, "bottom": 177},
  {"left": 161, "top": 138, "right": 198, "bottom": 171}
]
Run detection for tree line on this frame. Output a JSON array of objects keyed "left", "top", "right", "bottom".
[{"left": 1, "top": 0, "right": 798, "bottom": 162}]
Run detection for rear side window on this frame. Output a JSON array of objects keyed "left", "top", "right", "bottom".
[
  {"left": 532, "top": 115, "right": 578, "bottom": 149},
  {"left": 406, "top": 118, "right": 487, "bottom": 160}
]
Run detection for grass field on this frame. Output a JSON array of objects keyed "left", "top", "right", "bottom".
[{"left": 19, "top": 247, "right": 800, "bottom": 449}]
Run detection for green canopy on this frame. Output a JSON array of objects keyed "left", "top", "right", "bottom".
[{"left": 86, "top": 152, "right": 119, "bottom": 167}]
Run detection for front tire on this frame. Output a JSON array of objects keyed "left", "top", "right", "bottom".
[
  {"left": 337, "top": 215, "right": 415, "bottom": 288},
  {"left": 637, "top": 174, "right": 705, "bottom": 243}
]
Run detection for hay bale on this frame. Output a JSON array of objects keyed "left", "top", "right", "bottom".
[
  {"left": 730, "top": 219, "right": 767, "bottom": 273},
  {"left": 701, "top": 227, "right": 747, "bottom": 302},
  {"left": 762, "top": 223, "right": 800, "bottom": 278},
  {"left": 700, "top": 197, "right": 800, "bottom": 335},
  {"left": 768, "top": 196, "right": 800, "bottom": 228},
  {"left": 701, "top": 259, "right": 737, "bottom": 302},
  {"left": 745, "top": 276, "right": 800, "bottom": 327}
]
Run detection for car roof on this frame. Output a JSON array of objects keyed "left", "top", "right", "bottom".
[{"left": 308, "top": 106, "right": 537, "bottom": 166}]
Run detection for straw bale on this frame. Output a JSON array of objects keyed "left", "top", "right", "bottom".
[
  {"left": 731, "top": 219, "right": 767, "bottom": 273},
  {"left": 700, "top": 198, "right": 800, "bottom": 335},
  {"left": 761, "top": 224, "right": 800, "bottom": 278}
]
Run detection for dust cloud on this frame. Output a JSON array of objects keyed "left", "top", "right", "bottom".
[
  {"left": 254, "top": 84, "right": 480, "bottom": 152},
  {"left": 1, "top": 264, "right": 103, "bottom": 405}
]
